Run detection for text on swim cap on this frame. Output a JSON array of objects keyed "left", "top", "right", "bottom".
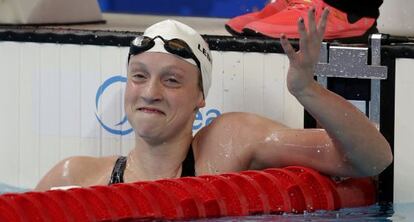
[{"left": 198, "top": 44, "right": 211, "bottom": 62}]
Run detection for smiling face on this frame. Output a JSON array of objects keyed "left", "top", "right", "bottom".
[{"left": 125, "top": 52, "right": 205, "bottom": 144}]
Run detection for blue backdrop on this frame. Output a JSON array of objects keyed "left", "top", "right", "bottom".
[{"left": 97, "top": 0, "right": 269, "bottom": 18}]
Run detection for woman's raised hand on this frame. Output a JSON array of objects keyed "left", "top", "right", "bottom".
[{"left": 280, "top": 7, "right": 329, "bottom": 96}]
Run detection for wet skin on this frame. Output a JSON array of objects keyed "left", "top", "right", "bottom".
[{"left": 35, "top": 8, "right": 392, "bottom": 191}]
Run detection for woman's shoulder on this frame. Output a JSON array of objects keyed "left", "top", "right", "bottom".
[
  {"left": 60, "top": 155, "right": 118, "bottom": 178},
  {"left": 192, "top": 112, "right": 288, "bottom": 172},
  {"left": 34, "top": 155, "right": 119, "bottom": 191}
]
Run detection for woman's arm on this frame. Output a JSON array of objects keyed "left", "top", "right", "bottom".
[
  {"left": 195, "top": 8, "right": 392, "bottom": 178},
  {"left": 276, "top": 7, "right": 392, "bottom": 176}
]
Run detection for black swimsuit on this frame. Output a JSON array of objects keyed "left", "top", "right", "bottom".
[{"left": 108, "top": 147, "right": 195, "bottom": 185}]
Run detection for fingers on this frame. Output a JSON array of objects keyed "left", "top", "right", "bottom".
[
  {"left": 298, "top": 17, "right": 307, "bottom": 52},
  {"left": 308, "top": 7, "right": 317, "bottom": 35},
  {"left": 280, "top": 34, "right": 296, "bottom": 61},
  {"left": 299, "top": 7, "right": 330, "bottom": 37},
  {"left": 298, "top": 7, "right": 328, "bottom": 52},
  {"left": 317, "top": 8, "right": 330, "bottom": 39},
  {"left": 282, "top": 7, "right": 329, "bottom": 60}
]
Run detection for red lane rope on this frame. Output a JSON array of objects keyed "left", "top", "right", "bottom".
[{"left": 0, "top": 166, "right": 376, "bottom": 221}]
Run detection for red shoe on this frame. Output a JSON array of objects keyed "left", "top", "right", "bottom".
[
  {"left": 243, "top": 0, "right": 377, "bottom": 42},
  {"left": 225, "top": 0, "right": 290, "bottom": 35}
]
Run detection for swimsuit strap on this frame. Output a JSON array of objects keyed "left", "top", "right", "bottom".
[
  {"left": 181, "top": 145, "right": 195, "bottom": 177},
  {"left": 108, "top": 145, "right": 195, "bottom": 185},
  {"left": 108, "top": 156, "right": 127, "bottom": 185}
]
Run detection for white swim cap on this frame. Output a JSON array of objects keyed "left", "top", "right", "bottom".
[{"left": 135, "top": 19, "right": 213, "bottom": 98}]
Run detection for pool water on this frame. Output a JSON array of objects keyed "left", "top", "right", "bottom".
[
  {"left": 192, "top": 203, "right": 414, "bottom": 222},
  {"left": 0, "top": 182, "right": 28, "bottom": 194}
]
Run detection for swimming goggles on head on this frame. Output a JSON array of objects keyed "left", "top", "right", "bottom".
[{"left": 128, "top": 35, "right": 201, "bottom": 70}]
